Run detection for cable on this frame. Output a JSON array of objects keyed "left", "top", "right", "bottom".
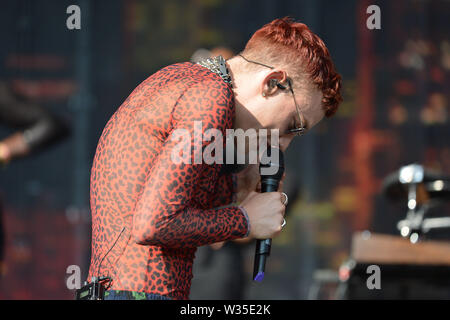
[{"left": 96, "top": 226, "right": 126, "bottom": 280}]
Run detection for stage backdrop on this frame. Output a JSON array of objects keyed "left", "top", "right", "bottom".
[{"left": 0, "top": 0, "right": 448, "bottom": 299}]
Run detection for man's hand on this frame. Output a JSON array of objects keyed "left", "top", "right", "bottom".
[
  {"left": 240, "top": 191, "right": 286, "bottom": 239},
  {"left": 209, "top": 166, "right": 286, "bottom": 249},
  {"left": 209, "top": 241, "right": 225, "bottom": 250},
  {"left": 0, "top": 133, "right": 29, "bottom": 164}
]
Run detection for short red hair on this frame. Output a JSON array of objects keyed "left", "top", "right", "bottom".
[{"left": 241, "top": 17, "right": 342, "bottom": 118}]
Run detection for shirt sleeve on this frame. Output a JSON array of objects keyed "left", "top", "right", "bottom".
[
  {"left": 0, "top": 94, "right": 70, "bottom": 152},
  {"left": 131, "top": 77, "right": 250, "bottom": 248}
]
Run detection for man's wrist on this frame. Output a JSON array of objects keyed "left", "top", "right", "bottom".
[{"left": 237, "top": 205, "right": 251, "bottom": 238}]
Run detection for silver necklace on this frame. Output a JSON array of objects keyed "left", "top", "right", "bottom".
[{"left": 196, "top": 55, "right": 232, "bottom": 85}]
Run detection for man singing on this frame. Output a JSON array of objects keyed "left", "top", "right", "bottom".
[{"left": 87, "top": 17, "right": 342, "bottom": 300}]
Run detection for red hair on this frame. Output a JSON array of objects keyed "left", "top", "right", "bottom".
[{"left": 242, "top": 17, "right": 342, "bottom": 117}]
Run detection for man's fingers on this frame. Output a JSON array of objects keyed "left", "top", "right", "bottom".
[
  {"left": 278, "top": 172, "right": 286, "bottom": 192},
  {"left": 210, "top": 241, "right": 225, "bottom": 250},
  {"left": 280, "top": 192, "right": 288, "bottom": 206},
  {"left": 278, "top": 180, "right": 283, "bottom": 192}
]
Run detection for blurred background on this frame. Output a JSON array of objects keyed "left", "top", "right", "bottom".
[{"left": 0, "top": 0, "right": 449, "bottom": 299}]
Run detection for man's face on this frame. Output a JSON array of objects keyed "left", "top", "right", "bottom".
[
  {"left": 231, "top": 60, "right": 326, "bottom": 155},
  {"left": 253, "top": 77, "right": 325, "bottom": 152}
]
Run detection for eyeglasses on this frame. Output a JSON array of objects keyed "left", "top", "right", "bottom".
[{"left": 237, "top": 54, "right": 307, "bottom": 136}]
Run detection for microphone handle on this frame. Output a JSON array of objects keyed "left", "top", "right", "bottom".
[{"left": 253, "top": 178, "right": 280, "bottom": 282}]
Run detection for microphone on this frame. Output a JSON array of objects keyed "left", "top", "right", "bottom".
[{"left": 253, "top": 146, "right": 285, "bottom": 282}]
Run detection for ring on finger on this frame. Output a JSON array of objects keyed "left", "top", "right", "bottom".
[{"left": 281, "top": 192, "right": 288, "bottom": 206}]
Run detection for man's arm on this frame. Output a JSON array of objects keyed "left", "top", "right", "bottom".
[
  {"left": 132, "top": 78, "right": 250, "bottom": 248},
  {"left": 0, "top": 82, "right": 70, "bottom": 163}
]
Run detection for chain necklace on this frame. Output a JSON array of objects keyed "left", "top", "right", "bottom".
[{"left": 196, "top": 55, "right": 232, "bottom": 85}]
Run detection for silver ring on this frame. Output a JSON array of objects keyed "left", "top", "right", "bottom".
[
  {"left": 281, "top": 218, "right": 286, "bottom": 229},
  {"left": 281, "top": 192, "right": 288, "bottom": 206}
]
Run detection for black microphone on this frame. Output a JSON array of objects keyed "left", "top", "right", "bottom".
[{"left": 253, "top": 147, "right": 285, "bottom": 282}]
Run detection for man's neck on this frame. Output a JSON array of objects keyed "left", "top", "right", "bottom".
[{"left": 226, "top": 57, "right": 249, "bottom": 131}]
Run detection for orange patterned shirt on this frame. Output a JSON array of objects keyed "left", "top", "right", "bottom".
[{"left": 88, "top": 62, "right": 249, "bottom": 299}]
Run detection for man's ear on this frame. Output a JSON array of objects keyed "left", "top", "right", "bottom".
[{"left": 261, "top": 70, "right": 287, "bottom": 97}]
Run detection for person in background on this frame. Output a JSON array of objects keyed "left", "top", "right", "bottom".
[{"left": 0, "top": 82, "right": 70, "bottom": 275}]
